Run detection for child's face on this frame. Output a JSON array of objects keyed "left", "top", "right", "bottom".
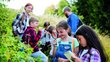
[
  {"left": 25, "top": 6, "right": 33, "bottom": 13},
  {"left": 32, "top": 21, "right": 39, "bottom": 28},
  {"left": 76, "top": 35, "right": 87, "bottom": 47},
  {"left": 57, "top": 27, "right": 68, "bottom": 38},
  {"left": 52, "top": 29, "right": 57, "bottom": 37},
  {"left": 52, "top": 29, "right": 56, "bottom": 33}
]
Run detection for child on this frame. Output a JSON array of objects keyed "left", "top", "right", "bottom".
[
  {"left": 53, "top": 21, "right": 79, "bottom": 62},
  {"left": 45, "top": 26, "right": 57, "bottom": 61},
  {"left": 71, "top": 25, "right": 108, "bottom": 62},
  {"left": 12, "top": 3, "right": 33, "bottom": 39},
  {"left": 22, "top": 17, "right": 48, "bottom": 62},
  {"left": 47, "top": 26, "right": 57, "bottom": 56},
  {"left": 40, "top": 21, "right": 51, "bottom": 52}
]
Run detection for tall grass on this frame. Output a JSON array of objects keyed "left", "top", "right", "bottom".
[
  {"left": 99, "top": 34, "right": 110, "bottom": 61},
  {"left": 38, "top": 14, "right": 66, "bottom": 27}
]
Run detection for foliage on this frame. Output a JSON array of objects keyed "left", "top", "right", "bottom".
[
  {"left": 0, "top": 1, "right": 110, "bottom": 62},
  {"left": 0, "top": 3, "right": 39, "bottom": 62},
  {"left": 44, "top": 5, "right": 57, "bottom": 15},
  {"left": 44, "top": 0, "right": 84, "bottom": 20},
  {"left": 44, "top": 0, "right": 69, "bottom": 16},
  {"left": 57, "top": 0, "right": 69, "bottom": 16},
  {"left": 76, "top": 0, "right": 110, "bottom": 36}
]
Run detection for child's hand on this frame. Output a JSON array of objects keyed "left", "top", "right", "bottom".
[
  {"left": 58, "top": 57, "right": 69, "bottom": 62},
  {"left": 71, "top": 53, "right": 82, "bottom": 62},
  {"left": 38, "top": 27, "right": 42, "bottom": 31},
  {"left": 70, "top": 52, "right": 77, "bottom": 59},
  {"left": 53, "top": 40, "right": 57, "bottom": 47}
]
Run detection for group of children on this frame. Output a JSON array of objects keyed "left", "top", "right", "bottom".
[
  {"left": 12, "top": 3, "right": 108, "bottom": 62},
  {"left": 21, "top": 17, "right": 107, "bottom": 62},
  {"left": 21, "top": 17, "right": 57, "bottom": 62}
]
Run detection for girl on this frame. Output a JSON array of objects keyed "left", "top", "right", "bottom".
[
  {"left": 72, "top": 25, "right": 108, "bottom": 62},
  {"left": 12, "top": 3, "right": 33, "bottom": 39},
  {"left": 47, "top": 26, "right": 57, "bottom": 56},
  {"left": 53, "top": 21, "right": 79, "bottom": 62},
  {"left": 40, "top": 21, "right": 51, "bottom": 52}
]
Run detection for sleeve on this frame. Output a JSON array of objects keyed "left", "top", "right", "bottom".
[
  {"left": 90, "top": 49, "right": 101, "bottom": 62},
  {"left": 29, "top": 29, "right": 41, "bottom": 47},
  {"left": 12, "top": 13, "right": 23, "bottom": 31},
  {"left": 35, "top": 30, "right": 42, "bottom": 43},
  {"left": 74, "top": 38, "right": 79, "bottom": 48},
  {"left": 40, "top": 29, "right": 44, "bottom": 38},
  {"left": 12, "top": 13, "right": 23, "bottom": 26}
]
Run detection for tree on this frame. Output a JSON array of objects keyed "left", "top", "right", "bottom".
[
  {"left": 44, "top": 5, "right": 57, "bottom": 15},
  {"left": 57, "top": 0, "right": 69, "bottom": 16},
  {"left": 44, "top": 0, "right": 69, "bottom": 16},
  {"left": 76, "top": 0, "right": 110, "bottom": 36}
]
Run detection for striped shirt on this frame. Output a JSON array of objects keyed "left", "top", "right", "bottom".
[{"left": 12, "top": 12, "right": 30, "bottom": 35}]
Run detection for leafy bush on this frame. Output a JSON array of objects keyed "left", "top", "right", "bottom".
[{"left": 0, "top": 3, "right": 39, "bottom": 62}]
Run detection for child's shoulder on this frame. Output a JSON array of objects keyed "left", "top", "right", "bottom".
[
  {"left": 90, "top": 48, "right": 100, "bottom": 55},
  {"left": 26, "top": 27, "right": 35, "bottom": 31},
  {"left": 69, "top": 37, "right": 78, "bottom": 42}
]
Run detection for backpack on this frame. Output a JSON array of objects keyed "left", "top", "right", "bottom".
[
  {"left": 40, "top": 30, "right": 51, "bottom": 52},
  {"left": 12, "top": 12, "right": 25, "bottom": 36},
  {"left": 77, "top": 19, "right": 83, "bottom": 28},
  {"left": 77, "top": 19, "right": 83, "bottom": 27}
]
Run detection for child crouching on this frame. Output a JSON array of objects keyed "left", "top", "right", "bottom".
[{"left": 22, "top": 17, "right": 48, "bottom": 62}]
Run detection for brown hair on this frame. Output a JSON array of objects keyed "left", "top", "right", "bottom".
[
  {"left": 25, "top": 3, "right": 33, "bottom": 9},
  {"left": 56, "top": 20, "right": 72, "bottom": 36},
  {"left": 29, "top": 17, "right": 38, "bottom": 25}
]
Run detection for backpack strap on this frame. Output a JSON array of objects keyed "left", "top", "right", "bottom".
[{"left": 68, "top": 37, "right": 74, "bottom": 52}]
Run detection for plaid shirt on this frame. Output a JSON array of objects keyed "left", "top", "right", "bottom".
[
  {"left": 12, "top": 12, "right": 30, "bottom": 35},
  {"left": 22, "top": 26, "right": 42, "bottom": 52},
  {"left": 79, "top": 48, "right": 101, "bottom": 62}
]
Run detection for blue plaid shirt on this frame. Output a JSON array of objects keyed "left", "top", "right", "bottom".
[
  {"left": 78, "top": 48, "right": 101, "bottom": 62},
  {"left": 12, "top": 12, "right": 30, "bottom": 35}
]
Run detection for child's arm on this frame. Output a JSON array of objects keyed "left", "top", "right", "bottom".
[
  {"left": 90, "top": 49, "right": 101, "bottom": 62},
  {"left": 74, "top": 47, "right": 79, "bottom": 55},
  {"left": 52, "top": 40, "right": 57, "bottom": 56},
  {"left": 73, "top": 38, "right": 79, "bottom": 54},
  {"left": 35, "top": 30, "right": 42, "bottom": 42},
  {"left": 72, "top": 56, "right": 82, "bottom": 62},
  {"left": 71, "top": 52, "right": 82, "bottom": 62}
]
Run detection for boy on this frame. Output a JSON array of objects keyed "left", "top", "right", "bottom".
[{"left": 22, "top": 17, "right": 48, "bottom": 62}]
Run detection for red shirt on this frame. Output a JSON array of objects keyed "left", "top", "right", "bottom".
[{"left": 22, "top": 26, "right": 41, "bottom": 52}]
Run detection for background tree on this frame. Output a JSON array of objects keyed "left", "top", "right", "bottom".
[
  {"left": 76, "top": 0, "right": 110, "bottom": 35},
  {"left": 44, "top": 5, "right": 57, "bottom": 15}
]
